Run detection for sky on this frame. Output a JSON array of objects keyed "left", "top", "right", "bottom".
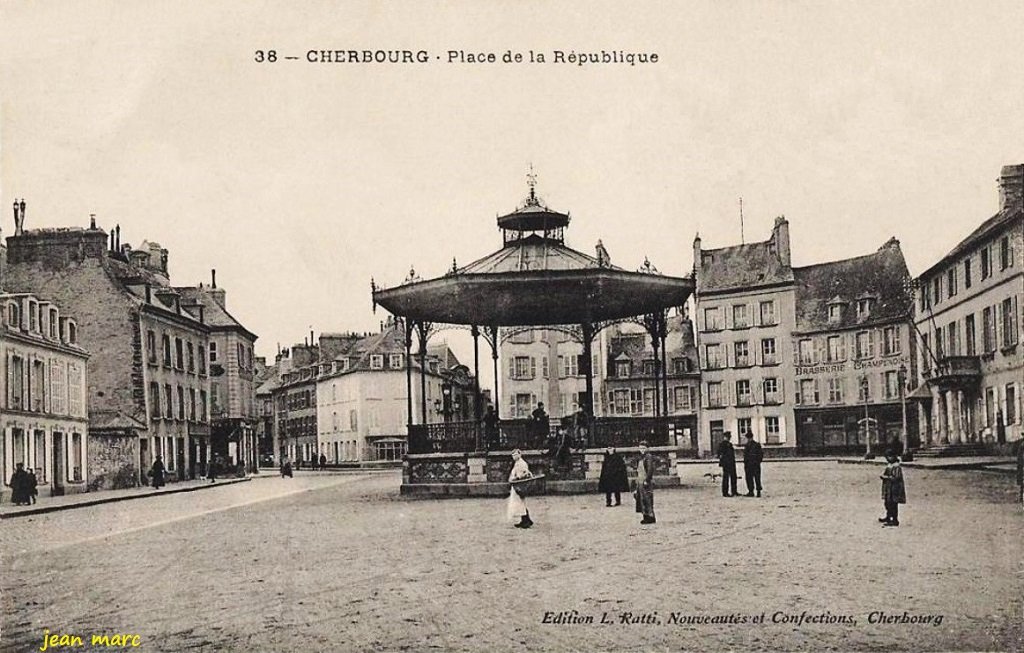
[{"left": 3, "top": 1, "right": 1024, "bottom": 377}]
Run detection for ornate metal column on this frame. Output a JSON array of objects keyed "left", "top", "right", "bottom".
[
  {"left": 404, "top": 318, "right": 414, "bottom": 431},
  {"left": 416, "top": 321, "right": 432, "bottom": 426},
  {"left": 471, "top": 325, "right": 482, "bottom": 422},
  {"left": 488, "top": 325, "right": 500, "bottom": 418},
  {"left": 581, "top": 322, "right": 595, "bottom": 422}
]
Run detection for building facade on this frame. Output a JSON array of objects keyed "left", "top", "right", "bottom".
[
  {"left": 693, "top": 217, "right": 797, "bottom": 454},
  {"left": 913, "top": 164, "right": 1023, "bottom": 449},
  {"left": 3, "top": 214, "right": 212, "bottom": 487},
  {"left": 1, "top": 292, "right": 89, "bottom": 500}
]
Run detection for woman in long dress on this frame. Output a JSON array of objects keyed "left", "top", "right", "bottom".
[{"left": 507, "top": 449, "right": 534, "bottom": 529}]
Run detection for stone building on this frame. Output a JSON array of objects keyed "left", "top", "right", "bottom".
[
  {"left": 0, "top": 291, "right": 90, "bottom": 500},
  {"left": 790, "top": 239, "right": 917, "bottom": 454},
  {"left": 3, "top": 210, "right": 212, "bottom": 487},
  {"left": 177, "top": 271, "right": 259, "bottom": 473},
  {"left": 693, "top": 217, "right": 797, "bottom": 454},
  {"left": 913, "top": 164, "right": 1023, "bottom": 450}
]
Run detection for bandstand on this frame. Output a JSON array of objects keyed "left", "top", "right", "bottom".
[{"left": 372, "top": 179, "right": 696, "bottom": 496}]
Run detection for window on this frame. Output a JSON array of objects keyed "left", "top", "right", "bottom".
[
  {"left": 826, "top": 335, "right": 844, "bottom": 362},
  {"left": 33, "top": 430, "right": 46, "bottom": 483},
  {"left": 48, "top": 309, "right": 58, "bottom": 338},
  {"left": 177, "top": 386, "right": 185, "bottom": 420},
  {"left": 187, "top": 342, "right": 195, "bottom": 372},
  {"left": 608, "top": 390, "right": 628, "bottom": 416},
  {"left": 882, "top": 326, "right": 900, "bottom": 356},
  {"left": 798, "top": 338, "right": 815, "bottom": 365},
  {"left": 673, "top": 358, "right": 692, "bottom": 374},
  {"left": 827, "top": 378, "right": 843, "bottom": 403},
  {"left": 349, "top": 409, "right": 358, "bottom": 431},
  {"left": 707, "top": 382, "right": 723, "bottom": 408},
  {"left": 761, "top": 338, "right": 777, "bottom": 365},
  {"left": 175, "top": 338, "right": 184, "bottom": 369},
  {"left": 920, "top": 284, "right": 931, "bottom": 311},
  {"left": 765, "top": 417, "right": 780, "bottom": 444},
  {"left": 389, "top": 353, "right": 404, "bottom": 369},
  {"left": 964, "top": 258, "right": 972, "bottom": 289},
  {"left": 947, "top": 321, "right": 959, "bottom": 356},
  {"left": 983, "top": 306, "right": 996, "bottom": 353},
  {"left": 200, "top": 390, "right": 207, "bottom": 422},
  {"left": 736, "top": 380, "right": 751, "bottom": 406},
  {"left": 732, "top": 304, "right": 749, "bottom": 329},
  {"left": 965, "top": 314, "right": 977, "bottom": 356},
  {"left": 642, "top": 360, "right": 655, "bottom": 376},
  {"left": 615, "top": 360, "right": 631, "bottom": 378},
  {"left": 164, "top": 384, "right": 174, "bottom": 419},
  {"left": 934, "top": 325, "right": 945, "bottom": 358},
  {"left": 858, "top": 376, "right": 871, "bottom": 402},
  {"left": 560, "top": 354, "right": 579, "bottom": 377},
  {"left": 704, "top": 307, "right": 723, "bottom": 331},
  {"left": 146, "top": 330, "right": 157, "bottom": 364},
  {"left": 981, "top": 245, "right": 992, "bottom": 279},
  {"left": 932, "top": 277, "right": 942, "bottom": 305},
  {"left": 199, "top": 346, "right": 207, "bottom": 374},
  {"left": 673, "top": 386, "right": 695, "bottom": 411},
  {"left": 828, "top": 303, "right": 843, "bottom": 323},
  {"left": 921, "top": 333, "right": 931, "bottom": 372},
  {"left": 734, "top": 341, "right": 750, "bottom": 367},
  {"left": 49, "top": 359, "right": 67, "bottom": 415},
  {"left": 643, "top": 388, "right": 655, "bottom": 414},
  {"left": 857, "top": 297, "right": 874, "bottom": 317},
  {"left": 150, "top": 382, "right": 162, "bottom": 418},
  {"left": 884, "top": 371, "right": 900, "bottom": 400},
  {"left": 759, "top": 300, "right": 776, "bottom": 326},
  {"left": 28, "top": 301, "right": 38, "bottom": 332},
  {"left": 7, "top": 302, "right": 19, "bottom": 329},
  {"left": 512, "top": 356, "right": 535, "bottom": 380},
  {"left": 162, "top": 334, "right": 172, "bottom": 367},
  {"left": 986, "top": 387, "right": 996, "bottom": 427},
  {"left": 1007, "top": 384, "right": 1017, "bottom": 424},
  {"left": 67, "top": 321, "right": 77, "bottom": 345},
  {"left": 946, "top": 267, "right": 957, "bottom": 298},
  {"left": 798, "top": 379, "right": 819, "bottom": 405},
  {"left": 763, "top": 378, "right": 780, "bottom": 404},
  {"left": 68, "top": 363, "right": 83, "bottom": 416},
  {"left": 855, "top": 331, "right": 874, "bottom": 360},
  {"left": 737, "top": 417, "right": 752, "bottom": 438},
  {"left": 30, "top": 360, "right": 45, "bottom": 411},
  {"left": 1000, "top": 236, "right": 1013, "bottom": 270},
  {"left": 705, "top": 344, "right": 723, "bottom": 369},
  {"left": 189, "top": 388, "right": 196, "bottom": 421},
  {"left": 70, "top": 432, "right": 83, "bottom": 482},
  {"left": 8, "top": 355, "right": 24, "bottom": 409},
  {"left": 1001, "top": 298, "right": 1018, "bottom": 347},
  {"left": 370, "top": 354, "right": 384, "bottom": 370}
]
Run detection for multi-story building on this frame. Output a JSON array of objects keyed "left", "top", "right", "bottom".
[
  {"left": 913, "top": 164, "right": 1023, "bottom": 449},
  {"left": 3, "top": 212, "right": 212, "bottom": 487},
  {"left": 0, "top": 291, "right": 89, "bottom": 500},
  {"left": 693, "top": 217, "right": 797, "bottom": 454},
  {"left": 316, "top": 322, "right": 475, "bottom": 463},
  {"left": 790, "top": 239, "right": 917, "bottom": 453},
  {"left": 178, "top": 272, "right": 259, "bottom": 472},
  {"left": 601, "top": 312, "right": 700, "bottom": 434}
]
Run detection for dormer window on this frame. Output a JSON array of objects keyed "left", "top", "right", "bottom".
[
  {"left": 827, "top": 303, "right": 844, "bottom": 323},
  {"left": 339, "top": 359, "right": 350, "bottom": 372},
  {"left": 27, "top": 300, "right": 39, "bottom": 332},
  {"left": 67, "top": 320, "right": 78, "bottom": 345},
  {"left": 7, "top": 302, "right": 19, "bottom": 329},
  {"left": 856, "top": 298, "right": 875, "bottom": 317},
  {"left": 49, "top": 308, "right": 59, "bottom": 339},
  {"left": 370, "top": 354, "right": 384, "bottom": 370},
  {"left": 428, "top": 360, "right": 440, "bottom": 374},
  {"left": 389, "top": 353, "right": 404, "bottom": 369}
]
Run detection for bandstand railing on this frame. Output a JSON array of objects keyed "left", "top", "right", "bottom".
[{"left": 408, "top": 420, "right": 479, "bottom": 454}]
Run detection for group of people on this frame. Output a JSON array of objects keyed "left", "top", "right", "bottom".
[
  {"left": 7, "top": 463, "right": 39, "bottom": 506},
  {"left": 716, "top": 431, "right": 764, "bottom": 497}
]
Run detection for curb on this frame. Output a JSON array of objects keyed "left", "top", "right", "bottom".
[
  {"left": 0, "top": 477, "right": 252, "bottom": 520},
  {"left": 836, "top": 458, "right": 1017, "bottom": 473}
]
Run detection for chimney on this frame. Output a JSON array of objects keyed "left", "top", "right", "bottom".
[
  {"left": 997, "top": 164, "right": 1024, "bottom": 213},
  {"left": 110, "top": 229, "right": 116, "bottom": 252},
  {"left": 12, "top": 199, "right": 25, "bottom": 236},
  {"left": 115, "top": 224, "right": 121, "bottom": 252},
  {"left": 211, "top": 269, "right": 217, "bottom": 288},
  {"left": 692, "top": 233, "right": 702, "bottom": 276},
  {"left": 145, "top": 284, "right": 152, "bottom": 303},
  {"left": 772, "top": 215, "right": 791, "bottom": 267},
  {"left": 89, "top": 214, "right": 97, "bottom": 230},
  {"left": 206, "top": 269, "right": 226, "bottom": 308}
]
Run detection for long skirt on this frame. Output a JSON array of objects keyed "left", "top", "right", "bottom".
[{"left": 506, "top": 486, "right": 528, "bottom": 523}]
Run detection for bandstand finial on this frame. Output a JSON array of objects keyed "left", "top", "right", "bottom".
[{"left": 526, "top": 163, "right": 538, "bottom": 204}]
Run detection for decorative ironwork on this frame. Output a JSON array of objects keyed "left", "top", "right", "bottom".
[
  {"left": 922, "top": 355, "right": 981, "bottom": 386},
  {"left": 592, "top": 416, "right": 681, "bottom": 448},
  {"left": 408, "top": 420, "right": 479, "bottom": 454},
  {"left": 407, "top": 458, "right": 469, "bottom": 483}
]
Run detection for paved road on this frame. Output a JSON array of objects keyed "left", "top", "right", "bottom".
[{"left": 1, "top": 464, "right": 1022, "bottom": 652}]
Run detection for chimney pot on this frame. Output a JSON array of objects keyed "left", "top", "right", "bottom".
[
  {"left": 997, "top": 164, "right": 1024, "bottom": 213},
  {"left": 211, "top": 269, "right": 217, "bottom": 288}
]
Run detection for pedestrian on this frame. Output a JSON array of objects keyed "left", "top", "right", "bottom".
[
  {"left": 572, "top": 406, "right": 590, "bottom": 448},
  {"left": 150, "top": 455, "right": 166, "bottom": 489},
  {"left": 482, "top": 405, "right": 499, "bottom": 449},
  {"left": 598, "top": 446, "right": 629, "bottom": 507},
  {"left": 743, "top": 432, "right": 763, "bottom": 497},
  {"left": 507, "top": 449, "right": 534, "bottom": 528},
  {"left": 548, "top": 427, "right": 572, "bottom": 471},
  {"left": 319, "top": 453, "right": 327, "bottom": 471},
  {"left": 28, "top": 467, "right": 39, "bottom": 504},
  {"left": 635, "top": 441, "right": 656, "bottom": 524},
  {"left": 280, "top": 455, "right": 293, "bottom": 478},
  {"left": 8, "top": 463, "right": 31, "bottom": 505},
  {"left": 879, "top": 453, "right": 907, "bottom": 527},
  {"left": 208, "top": 455, "right": 218, "bottom": 483},
  {"left": 717, "top": 432, "right": 738, "bottom": 497}
]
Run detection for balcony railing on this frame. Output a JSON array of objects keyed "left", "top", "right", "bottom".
[{"left": 922, "top": 355, "right": 981, "bottom": 385}]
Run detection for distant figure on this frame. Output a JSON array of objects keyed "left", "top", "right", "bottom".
[
  {"left": 482, "top": 405, "right": 499, "bottom": 449},
  {"left": 280, "top": 455, "right": 293, "bottom": 478},
  {"left": 886, "top": 436, "right": 904, "bottom": 460},
  {"left": 531, "top": 402, "right": 548, "bottom": 423},
  {"left": 9, "top": 463, "right": 31, "bottom": 505},
  {"left": 717, "top": 432, "right": 738, "bottom": 497},
  {"left": 208, "top": 456, "right": 218, "bottom": 483},
  {"left": 598, "top": 446, "right": 629, "bottom": 507},
  {"left": 150, "top": 456, "right": 166, "bottom": 489},
  {"left": 319, "top": 453, "right": 327, "bottom": 471},
  {"left": 743, "top": 432, "right": 763, "bottom": 497},
  {"left": 572, "top": 407, "right": 590, "bottom": 448},
  {"left": 879, "top": 453, "right": 907, "bottom": 527},
  {"left": 635, "top": 441, "right": 656, "bottom": 524},
  {"left": 28, "top": 468, "right": 39, "bottom": 504},
  {"left": 507, "top": 449, "right": 534, "bottom": 529},
  {"left": 548, "top": 427, "right": 572, "bottom": 470}
]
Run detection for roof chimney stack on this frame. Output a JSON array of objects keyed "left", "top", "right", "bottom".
[
  {"left": 998, "top": 164, "right": 1024, "bottom": 213},
  {"left": 12, "top": 199, "right": 25, "bottom": 236},
  {"left": 211, "top": 269, "right": 217, "bottom": 288},
  {"left": 772, "top": 216, "right": 791, "bottom": 268}
]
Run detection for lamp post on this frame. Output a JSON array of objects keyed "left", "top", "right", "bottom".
[
  {"left": 862, "top": 374, "right": 875, "bottom": 459},
  {"left": 898, "top": 364, "right": 912, "bottom": 461}
]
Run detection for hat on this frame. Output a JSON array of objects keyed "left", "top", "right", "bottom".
[{"left": 638, "top": 440, "right": 649, "bottom": 447}]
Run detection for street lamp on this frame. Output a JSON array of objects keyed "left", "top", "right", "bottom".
[
  {"left": 898, "top": 364, "right": 912, "bottom": 461},
  {"left": 862, "top": 374, "right": 875, "bottom": 460}
]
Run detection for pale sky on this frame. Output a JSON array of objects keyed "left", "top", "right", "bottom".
[{"left": 3, "top": 1, "right": 1024, "bottom": 377}]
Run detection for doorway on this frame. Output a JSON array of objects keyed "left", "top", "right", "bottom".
[{"left": 51, "top": 432, "right": 65, "bottom": 496}]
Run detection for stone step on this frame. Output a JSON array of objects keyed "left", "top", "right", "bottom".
[{"left": 914, "top": 443, "right": 988, "bottom": 458}]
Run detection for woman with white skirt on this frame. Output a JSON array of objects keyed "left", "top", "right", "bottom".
[{"left": 507, "top": 449, "right": 534, "bottom": 528}]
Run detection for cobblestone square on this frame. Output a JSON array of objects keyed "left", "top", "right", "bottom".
[{"left": 2, "top": 463, "right": 1022, "bottom": 652}]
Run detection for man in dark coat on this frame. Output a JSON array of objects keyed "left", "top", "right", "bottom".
[
  {"left": 743, "top": 432, "right": 763, "bottom": 497},
  {"left": 318, "top": 453, "right": 327, "bottom": 471},
  {"left": 635, "top": 441, "right": 656, "bottom": 524},
  {"left": 9, "top": 463, "right": 31, "bottom": 505},
  {"left": 717, "top": 432, "right": 738, "bottom": 497},
  {"left": 482, "top": 405, "right": 499, "bottom": 449},
  {"left": 150, "top": 456, "right": 166, "bottom": 489},
  {"left": 598, "top": 446, "right": 629, "bottom": 506},
  {"left": 28, "top": 468, "right": 39, "bottom": 504}
]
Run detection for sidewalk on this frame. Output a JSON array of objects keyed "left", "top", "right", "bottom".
[
  {"left": 0, "top": 476, "right": 253, "bottom": 519},
  {"left": 837, "top": 455, "right": 1016, "bottom": 473}
]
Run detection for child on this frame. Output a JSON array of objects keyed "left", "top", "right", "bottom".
[{"left": 879, "top": 454, "right": 906, "bottom": 527}]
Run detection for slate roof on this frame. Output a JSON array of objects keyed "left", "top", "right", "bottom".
[
  {"left": 605, "top": 314, "right": 699, "bottom": 374},
  {"left": 457, "top": 233, "right": 625, "bottom": 274},
  {"left": 917, "top": 206, "right": 1023, "bottom": 279},
  {"left": 698, "top": 240, "right": 793, "bottom": 293},
  {"left": 174, "top": 286, "right": 256, "bottom": 339},
  {"left": 793, "top": 238, "right": 911, "bottom": 333}
]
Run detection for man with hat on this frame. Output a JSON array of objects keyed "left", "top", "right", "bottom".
[
  {"left": 742, "top": 431, "right": 763, "bottom": 497},
  {"left": 717, "top": 432, "right": 738, "bottom": 497},
  {"left": 635, "top": 441, "right": 656, "bottom": 524}
]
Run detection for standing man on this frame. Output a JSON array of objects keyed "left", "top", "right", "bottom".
[
  {"left": 743, "top": 432, "right": 763, "bottom": 497},
  {"left": 717, "top": 432, "right": 738, "bottom": 497},
  {"left": 318, "top": 452, "right": 327, "bottom": 471},
  {"left": 635, "top": 441, "right": 656, "bottom": 524},
  {"left": 482, "top": 404, "right": 499, "bottom": 450}
]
